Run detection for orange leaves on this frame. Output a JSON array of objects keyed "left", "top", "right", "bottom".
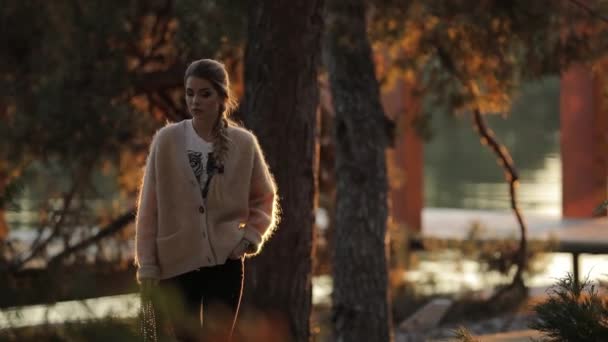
[
  {"left": 400, "top": 24, "right": 423, "bottom": 56},
  {"left": 117, "top": 149, "right": 145, "bottom": 197},
  {"left": 424, "top": 15, "right": 440, "bottom": 31},
  {"left": 474, "top": 91, "right": 511, "bottom": 114}
]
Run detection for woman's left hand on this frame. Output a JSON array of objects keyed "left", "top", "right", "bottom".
[{"left": 229, "top": 239, "right": 251, "bottom": 259}]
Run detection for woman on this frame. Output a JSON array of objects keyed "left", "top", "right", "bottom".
[{"left": 134, "top": 58, "right": 279, "bottom": 341}]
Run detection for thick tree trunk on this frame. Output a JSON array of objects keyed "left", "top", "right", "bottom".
[
  {"left": 323, "top": 1, "right": 393, "bottom": 341},
  {"left": 243, "top": 1, "right": 323, "bottom": 341}
]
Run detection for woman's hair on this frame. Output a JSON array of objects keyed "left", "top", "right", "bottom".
[{"left": 184, "top": 59, "right": 239, "bottom": 165}]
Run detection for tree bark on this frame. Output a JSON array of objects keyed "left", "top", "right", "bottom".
[
  {"left": 243, "top": 1, "right": 323, "bottom": 341},
  {"left": 323, "top": 1, "right": 393, "bottom": 341}
]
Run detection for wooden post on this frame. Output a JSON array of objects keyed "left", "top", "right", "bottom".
[
  {"left": 383, "top": 78, "right": 423, "bottom": 232},
  {"left": 572, "top": 252, "right": 580, "bottom": 285}
]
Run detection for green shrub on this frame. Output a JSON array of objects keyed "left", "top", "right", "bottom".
[{"left": 531, "top": 273, "right": 608, "bottom": 341}]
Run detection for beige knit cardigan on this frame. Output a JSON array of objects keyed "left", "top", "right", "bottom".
[{"left": 134, "top": 120, "right": 278, "bottom": 282}]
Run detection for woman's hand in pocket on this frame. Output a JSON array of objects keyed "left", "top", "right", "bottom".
[{"left": 229, "top": 239, "right": 251, "bottom": 259}]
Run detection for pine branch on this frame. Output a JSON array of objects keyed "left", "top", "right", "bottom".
[{"left": 531, "top": 273, "right": 608, "bottom": 341}]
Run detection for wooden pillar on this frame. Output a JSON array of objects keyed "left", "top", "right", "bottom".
[
  {"left": 560, "top": 63, "right": 608, "bottom": 218},
  {"left": 383, "top": 78, "right": 423, "bottom": 232}
]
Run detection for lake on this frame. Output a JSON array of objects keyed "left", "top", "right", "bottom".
[{"left": 424, "top": 76, "right": 562, "bottom": 215}]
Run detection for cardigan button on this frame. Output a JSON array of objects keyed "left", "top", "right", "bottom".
[{"left": 199, "top": 206, "right": 205, "bottom": 213}]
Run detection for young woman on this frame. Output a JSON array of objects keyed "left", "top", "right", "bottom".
[{"left": 134, "top": 58, "right": 279, "bottom": 341}]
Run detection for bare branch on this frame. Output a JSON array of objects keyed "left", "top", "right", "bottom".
[
  {"left": 47, "top": 207, "right": 136, "bottom": 267},
  {"left": 131, "top": 63, "right": 185, "bottom": 94},
  {"left": 148, "top": 91, "right": 188, "bottom": 122},
  {"left": 434, "top": 43, "right": 528, "bottom": 289},
  {"left": 149, "top": 0, "right": 174, "bottom": 56},
  {"left": 8, "top": 158, "right": 98, "bottom": 272},
  {"left": 159, "top": 90, "right": 185, "bottom": 118},
  {"left": 567, "top": 0, "right": 608, "bottom": 25},
  {"left": 472, "top": 108, "right": 527, "bottom": 287},
  {"left": 10, "top": 183, "right": 79, "bottom": 271}
]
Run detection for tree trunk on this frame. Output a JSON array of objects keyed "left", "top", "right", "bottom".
[
  {"left": 0, "top": 177, "right": 10, "bottom": 241},
  {"left": 472, "top": 109, "right": 527, "bottom": 292},
  {"left": 323, "top": 1, "right": 393, "bottom": 341},
  {"left": 243, "top": 1, "right": 323, "bottom": 341}
]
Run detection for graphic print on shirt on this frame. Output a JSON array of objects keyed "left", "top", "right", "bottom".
[{"left": 187, "top": 150, "right": 204, "bottom": 184}]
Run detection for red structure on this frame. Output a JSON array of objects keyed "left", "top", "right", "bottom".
[
  {"left": 560, "top": 64, "right": 608, "bottom": 218},
  {"left": 384, "top": 64, "right": 608, "bottom": 233},
  {"left": 383, "top": 78, "right": 424, "bottom": 231}
]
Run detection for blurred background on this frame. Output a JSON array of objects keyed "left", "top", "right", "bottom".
[{"left": 1, "top": 1, "right": 607, "bottom": 341}]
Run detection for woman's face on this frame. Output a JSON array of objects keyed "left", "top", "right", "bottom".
[{"left": 185, "top": 76, "right": 222, "bottom": 122}]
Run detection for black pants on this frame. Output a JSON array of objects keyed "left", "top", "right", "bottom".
[{"left": 155, "top": 258, "right": 244, "bottom": 342}]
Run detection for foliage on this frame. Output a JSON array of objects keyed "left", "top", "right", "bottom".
[
  {"left": 0, "top": 171, "right": 29, "bottom": 211},
  {"left": 594, "top": 200, "right": 608, "bottom": 216},
  {"left": 0, "top": 0, "right": 247, "bottom": 195},
  {"left": 367, "top": 0, "right": 608, "bottom": 294},
  {"left": 531, "top": 273, "right": 608, "bottom": 341},
  {"left": 453, "top": 326, "right": 480, "bottom": 342},
  {"left": 0, "top": 317, "right": 139, "bottom": 342},
  {"left": 461, "top": 222, "right": 554, "bottom": 277},
  {"left": 0, "top": 1, "right": 247, "bottom": 268},
  {"left": 413, "top": 222, "right": 554, "bottom": 282},
  {"left": 370, "top": 0, "right": 608, "bottom": 117}
]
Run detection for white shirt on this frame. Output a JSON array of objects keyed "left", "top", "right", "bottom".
[{"left": 185, "top": 119, "right": 214, "bottom": 196}]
